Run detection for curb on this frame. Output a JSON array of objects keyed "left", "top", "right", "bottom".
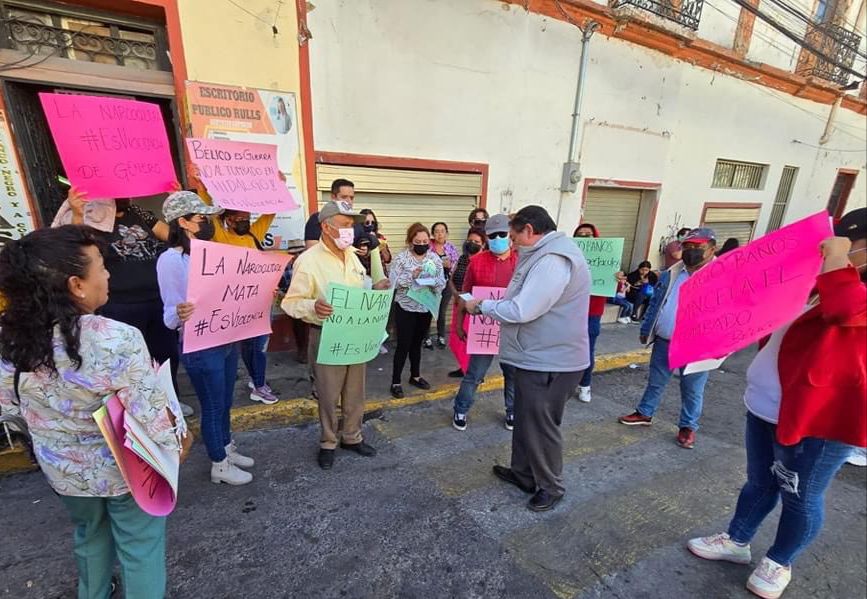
[{"left": 0, "top": 349, "right": 650, "bottom": 475}]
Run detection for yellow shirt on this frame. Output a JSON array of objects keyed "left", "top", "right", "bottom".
[
  {"left": 211, "top": 213, "right": 275, "bottom": 249},
  {"left": 281, "top": 240, "right": 366, "bottom": 325}
]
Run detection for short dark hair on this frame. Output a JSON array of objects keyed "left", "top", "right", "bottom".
[
  {"left": 330, "top": 178, "right": 354, "bottom": 195},
  {"left": 466, "top": 227, "right": 487, "bottom": 247},
  {"left": 468, "top": 208, "right": 489, "bottom": 224},
  {"left": 431, "top": 221, "right": 448, "bottom": 235},
  {"left": 677, "top": 227, "right": 691, "bottom": 238},
  {"left": 638, "top": 260, "right": 652, "bottom": 269},
  {"left": 511, "top": 205, "right": 557, "bottom": 236}
]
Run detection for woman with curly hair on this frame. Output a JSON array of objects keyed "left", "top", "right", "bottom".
[{"left": 0, "top": 225, "right": 190, "bottom": 599}]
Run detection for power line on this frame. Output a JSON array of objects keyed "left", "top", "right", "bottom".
[
  {"left": 762, "top": 0, "right": 867, "bottom": 61},
  {"left": 792, "top": 138, "right": 867, "bottom": 151}
]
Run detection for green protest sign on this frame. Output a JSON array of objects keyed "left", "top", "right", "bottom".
[
  {"left": 316, "top": 284, "right": 394, "bottom": 365},
  {"left": 572, "top": 237, "right": 625, "bottom": 297},
  {"left": 407, "top": 286, "right": 441, "bottom": 316}
]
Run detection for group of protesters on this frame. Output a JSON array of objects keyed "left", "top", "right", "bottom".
[{"left": 0, "top": 162, "right": 865, "bottom": 599}]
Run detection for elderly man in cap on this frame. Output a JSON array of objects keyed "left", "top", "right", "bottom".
[
  {"left": 282, "top": 200, "right": 389, "bottom": 469},
  {"left": 451, "top": 213, "right": 519, "bottom": 432},
  {"left": 619, "top": 227, "right": 718, "bottom": 449}
]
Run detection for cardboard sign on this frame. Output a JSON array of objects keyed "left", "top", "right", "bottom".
[
  {"left": 39, "top": 93, "right": 176, "bottom": 198},
  {"left": 668, "top": 212, "right": 832, "bottom": 369},
  {"left": 466, "top": 286, "right": 506, "bottom": 355},
  {"left": 407, "top": 286, "right": 441, "bottom": 316},
  {"left": 572, "top": 237, "right": 625, "bottom": 297},
  {"left": 184, "top": 240, "right": 289, "bottom": 353},
  {"left": 185, "top": 137, "right": 298, "bottom": 213},
  {"left": 316, "top": 284, "right": 394, "bottom": 365}
]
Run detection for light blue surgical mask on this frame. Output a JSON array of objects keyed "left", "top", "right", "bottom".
[{"left": 488, "top": 236, "right": 510, "bottom": 255}]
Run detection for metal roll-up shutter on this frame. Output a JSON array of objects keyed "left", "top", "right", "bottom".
[
  {"left": 582, "top": 187, "right": 642, "bottom": 268},
  {"left": 702, "top": 206, "right": 760, "bottom": 246}
]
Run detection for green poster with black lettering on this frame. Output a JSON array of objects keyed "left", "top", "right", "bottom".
[
  {"left": 572, "top": 237, "right": 625, "bottom": 297},
  {"left": 317, "top": 283, "right": 394, "bottom": 365}
]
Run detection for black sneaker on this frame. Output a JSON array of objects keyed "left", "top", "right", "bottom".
[
  {"left": 340, "top": 441, "right": 377, "bottom": 457},
  {"left": 492, "top": 465, "right": 535, "bottom": 493},
  {"left": 409, "top": 377, "right": 431, "bottom": 390},
  {"left": 423, "top": 337, "right": 434, "bottom": 350},
  {"left": 448, "top": 369, "right": 465, "bottom": 378},
  {"left": 390, "top": 384, "right": 404, "bottom": 399},
  {"left": 453, "top": 413, "right": 467, "bottom": 431},
  {"left": 527, "top": 489, "right": 563, "bottom": 512},
  {"left": 318, "top": 449, "right": 335, "bottom": 470},
  {"left": 504, "top": 414, "right": 514, "bottom": 431}
]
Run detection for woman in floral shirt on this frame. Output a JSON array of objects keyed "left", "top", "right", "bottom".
[
  {"left": 0, "top": 225, "right": 190, "bottom": 599},
  {"left": 428, "top": 221, "right": 461, "bottom": 349}
]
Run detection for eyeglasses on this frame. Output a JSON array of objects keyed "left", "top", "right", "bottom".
[{"left": 488, "top": 231, "right": 509, "bottom": 239}]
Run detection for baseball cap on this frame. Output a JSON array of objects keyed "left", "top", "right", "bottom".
[
  {"left": 485, "top": 213, "right": 510, "bottom": 235},
  {"left": 835, "top": 207, "right": 867, "bottom": 241},
  {"left": 682, "top": 227, "right": 717, "bottom": 244},
  {"left": 162, "top": 191, "right": 223, "bottom": 223},
  {"left": 318, "top": 200, "right": 363, "bottom": 224}
]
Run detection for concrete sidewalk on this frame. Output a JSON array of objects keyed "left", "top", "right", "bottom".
[{"left": 1, "top": 323, "right": 649, "bottom": 474}]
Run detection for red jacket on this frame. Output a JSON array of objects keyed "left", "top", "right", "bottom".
[
  {"left": 578, "top": 222, "right": 608, "bottom": 317},
  {"left": 775, "top": 267, "right": 867, "bottom": 447}
]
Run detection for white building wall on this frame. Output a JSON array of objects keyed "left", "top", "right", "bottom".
[{"left": 308, "top": 0, "right": 867, "bottom": 259}]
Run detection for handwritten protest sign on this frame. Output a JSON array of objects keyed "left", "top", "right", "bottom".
[
  {"left": 407, "top": 286, "right": 441, "bottom": 316},
  {"left": 184, "top": 240, "right": 289, "bottom": 353},
  {"left": 572, "top": 237, "right": 625, "bottom": 297},
  {"left": 467, "top": 286, "right": 506, "bottom": 354},
  {"left": 668, "top": 212, "right": 832, "bottom": 369},
  {"left": 39, "top": 93, "right": 176, "bottom": 198},
  {"left": 316, "top": 284, "right": 394, "bottom": 365},
  {"left": 186, "top": 137, "right": 298, "bottom": 212}
]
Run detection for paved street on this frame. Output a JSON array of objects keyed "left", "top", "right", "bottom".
[{"left": 2, "top": 348, "right": 865, "bottom": 599}]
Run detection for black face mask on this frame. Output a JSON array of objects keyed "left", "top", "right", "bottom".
[
  {"left": 464, "top": 241, "right": 482, "bottom": 255},
  {"left": 412, "top": 244, "right": 429, "bottom": 256},
  {"left": 232, "top": 220, "right": 251, "bottom": 236},
  {"left": 363, "top": 223, "right": 376, "bottom": 233},
  {"left": 682, "top": 248, "right": 707, "bottom": 268},
  {"left": 195, "top": 219, "right": 215, "bottom": 241}
]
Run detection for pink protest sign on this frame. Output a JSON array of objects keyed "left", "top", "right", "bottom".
[
  {"left": 39, "top": 93, "right": 176, "bottom": 198},
  {"left": 668, "top": 212, "right": 832, "bottom": 369},
  {"left": 467, "top": 286, "right": 506, "bottom": 355},
  {"left": 186, "top": 137, "right": 298, "bottom": 212},
  {"left": 184, "top": 239, "right": 290, "bottom": 353}
]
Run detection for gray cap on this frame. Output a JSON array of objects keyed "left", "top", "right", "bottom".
[
  {"left": 485, "top": 213, "right": 510, "bottom": 235},
  {"left": 318, "top": 200, "right": 363, "bottom": 223},
  {"left": 162, "top": 191, "right": 223, "bottom": 223}
]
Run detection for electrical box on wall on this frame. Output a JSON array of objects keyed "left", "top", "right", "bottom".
[{"left": 560, "top": 161, "right": 580, "bottom": 193}]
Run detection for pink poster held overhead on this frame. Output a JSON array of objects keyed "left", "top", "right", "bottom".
[
  {"left": 668, "top": 212, "right": 832, "bottom": 369},
  {"left": 184, "top": 240, "right": 290, "bottom": 353},
  {"left": 467, "top": 286, "right": 507, "bottom": 355},
  {"left": 186, "top": 138, "right": 298, "bottom": 213},
  {"left": 39, "top": 93, "right": 177, "bottom": 198}
]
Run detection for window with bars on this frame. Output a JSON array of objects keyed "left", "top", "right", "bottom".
[
  {"left": 766, "top": 166, "right": 798, "bottom": 233},
  {"left": 711, "top": 159, "right": 768, "bottom": 190}
]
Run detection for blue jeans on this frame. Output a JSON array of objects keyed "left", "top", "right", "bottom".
[
  {"left": 240, "top": 334, "right": 269, "bottom": 388},
  {"left": 181, "top": 342, "right": 239, "bottom": 462},
  {"left": 607, "top": 296, "right": 634, "bottom": 319},
  {"left": 636, "top": 337, "right": 709, "bottom": 430},
  {"left": 579, "top": 315, "right": 602, "bottom": 388},
  {"left": 727, "top": 412, "right": 853, "bottom": 566},
  {"left": 453, "top": 354, "right": 516, "bottom": 416}
]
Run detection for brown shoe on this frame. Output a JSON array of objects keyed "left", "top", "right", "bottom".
[
  {"left": 677, "top": 427, "right": 696, "bottom": 449},
  {"left": 618, "top": 411, "right": 653, "bottom": 426}
]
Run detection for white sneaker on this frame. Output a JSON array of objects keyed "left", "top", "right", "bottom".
[
  {"left": 577, "top": 386, "right": 592, "bottom": 403},
  {"left": 226, "top": 442, "right": 255, "bottom": 468},
  {"left": 617, "top": 317, "right": 632, "bottom": 324},
  {"left": 210, "top": 458, "right": 253, "bottom": 485},
  {"left": 747, "top": 557, "right": 791, "bottom": 599},
  {"left": 249, "top": 384, "right": 279, "bottom": 405},
  {"left": 846, "top": 447, "right": 867, "bottom": 466},
  {"left": 687, "top": 532, "right": 752, "bottom": 564}
]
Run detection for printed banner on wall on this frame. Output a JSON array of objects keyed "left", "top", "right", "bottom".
[
  {"left": 186, "top": 138, "right": 298, "bottom": 212},
  {"left": 0, "top": 109, "right": 36, "bottom": 248},
  {"left": 668, "top": 212, "right": 832, "bottom": 369},
  {"left": 39, "top": 93, "right": 177, "bottom": 198},
  {"left": 184, "top": 239, "right": 289, "bottom": 353},
  {"left": 316, "top": 284, "right": 394, "bottom": 365},
  {"left": 185, "top": 82, "right": 305, "bottom": 249},
  {"left": 466, "top": 286, "right": 506, "bottom": 355}
]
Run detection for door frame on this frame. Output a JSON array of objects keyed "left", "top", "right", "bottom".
[{"left": 827, "top": 168, "right": 859, "bottom": 220}]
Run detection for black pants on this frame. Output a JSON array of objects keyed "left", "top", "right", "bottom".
[
  {"left": 392, "top": 304, "right": 432, "bottom": 384},
  {"left": 510, "top": 368, "right": 584, "bottom": 497},
  {"left": 98, "top": 299, "right": 180, "bottom": 393},
  {"left": 435, "top": 284, "right": 453, "bottom": 339}
]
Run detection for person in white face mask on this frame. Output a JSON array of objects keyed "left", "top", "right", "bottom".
[{"left": 281, "top": 201, "right": 389, "bottom": 470}]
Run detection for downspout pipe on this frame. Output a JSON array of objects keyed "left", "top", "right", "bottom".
[{"left": 819, "top": 94, "right": 843, "bottom": 145}]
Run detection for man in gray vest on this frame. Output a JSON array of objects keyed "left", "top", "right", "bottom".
[{"left": 464, "top": 205, "right": 591, "bottom": 512}]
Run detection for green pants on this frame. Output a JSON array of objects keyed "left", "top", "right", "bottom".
[{"left": 59, "top": 494, "right": 166, "bottom": 599}]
